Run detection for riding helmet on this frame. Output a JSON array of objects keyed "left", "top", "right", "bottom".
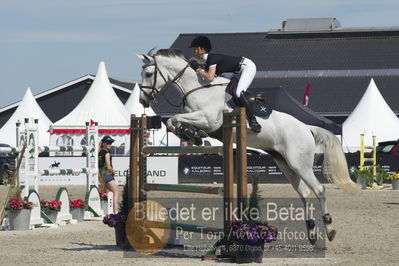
[
  {"left": 101, "top": 135, "right": 115, "bottom": 144},
  {"left": 189, "top": 35, "right": 212, "bottom": 52}
]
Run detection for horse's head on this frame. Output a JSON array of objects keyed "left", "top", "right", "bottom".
[
  {"left": 137, "top": 54, "right": 158, "bottom": 107},
  {"left": 137, "top": 49, "right": 190, "bottom": 107}
]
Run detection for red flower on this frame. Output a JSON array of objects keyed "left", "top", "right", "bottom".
[
  {"left": 39, "top": 199, "right": 62, "bottom": 211},
  {"left": 99, "top": 190, "right": 108, "bottom": 200},
  {"left": 69, "top": 199, "right": 87, "bottom": 209},
  {"left": 6, "top": 197, "right": 34, "bottom": 210}
]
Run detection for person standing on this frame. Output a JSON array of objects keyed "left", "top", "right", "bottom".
[
  {"left": 189, "top": 35, "right": 261, "bottom": 133},
  {"left": 98, "top": 135, "right": 119, "bottom": 214}
]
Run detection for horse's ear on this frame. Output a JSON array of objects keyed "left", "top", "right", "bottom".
[{"left": 137, "top": 54, "right": 154, "bottom": 64}]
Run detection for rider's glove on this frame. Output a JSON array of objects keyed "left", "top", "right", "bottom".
[{"left": 189, "top": 58, "right": 202, "bottom": 71}]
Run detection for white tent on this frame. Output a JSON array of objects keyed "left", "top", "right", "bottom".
[
  {"left": 53, "top": 61, "right": 129, "bottom": 127},
  {"left": 342, "top": 78, "right": 399, "bottom": 151},
  {"left": 0, "top": 88, "right": 52, "bottom": 146},
  {"left": 125, "top": 83, "right": 180, "bottom": 146},
  {"left": 125, "top": 83, "right": 156, "bottom": 116},
  {"left": 51, "top": 62, "right": 130, "bottom": 152}
]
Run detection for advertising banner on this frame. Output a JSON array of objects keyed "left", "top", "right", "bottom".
[
  {"left": 20, "top": 153, "right": 398, "bottom": 186},
  {"left": 146, "top": 156, "right": 178, "bottom": 184},
  {"left": 36, "top": 157, "right": 87, "bottom": 185}
]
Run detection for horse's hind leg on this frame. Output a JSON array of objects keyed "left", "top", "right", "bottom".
[
  {"left": 271, "top": 152, "right": 318, "bottom": 245},
  {"left": 283, "top": 150, "right": 336, "bottom": 242}
]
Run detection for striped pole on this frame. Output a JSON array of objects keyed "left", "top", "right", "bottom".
[
  {"left": 39, "top": 168, "right": 88, "bottom": 176},
  {"left": 0, "top": 147, "right": 21, "bottom": 153},
  {"left": 142, "top": 146, "right": 222, "bottom": 155},
  {"left": 144, "top": 183, "right": 223, "bottom": 195},
  {"left": 39, "top": 146, "right": 88, "bottom": 153}
]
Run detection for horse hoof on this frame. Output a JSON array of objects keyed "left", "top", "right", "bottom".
[
  {"left": 194, "top": 138, "right": 203, "bottom": 146},
  {"left": 197, "top": 129, "right": 208, "bottom": 138},
  {"left": 308, "top": 234, "right": 317, "bottom": 245},
  {"left": 327, "top": 230, "right": 336, "bottom": 241}
]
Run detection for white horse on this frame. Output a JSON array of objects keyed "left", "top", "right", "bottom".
[{"left": 137, "top": 49, "right": 359, "bottom": 244}]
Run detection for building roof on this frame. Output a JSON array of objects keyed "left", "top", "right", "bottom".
[
  {"left": 169, "top": 27, "right": 399, "bottom": 116},
  {"left": 0, "top": 75, "right": 132, "bottom": 114},
  {"left": 0, "top": 75, "right": 136, "bottom": 128}
]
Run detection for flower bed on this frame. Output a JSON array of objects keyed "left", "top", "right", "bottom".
[{"left": 40, "top": 199, "right": 62, "bottom": 211}]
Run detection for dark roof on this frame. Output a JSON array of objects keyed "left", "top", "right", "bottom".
[
  {"left": 108, "top": 77, "right": 136, "bottom": 91},
  {"left": 251, "top": 76, "right": 399, "bottom": 114},
  {"left": 250, "top": 87, "right": 341, "bottom": 134},
  {"left": 171, "top": 30, "right": 399, "bottom": 70},
  {"left": 169, "top": 30, "right": 399, "bottom": 116},
  {"left": 0, "top": 76, "right": 134, "bottom": 128}
]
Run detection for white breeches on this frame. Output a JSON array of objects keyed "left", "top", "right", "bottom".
[{"left": 234, "top": 58, "right": 256, "bottom": 98}]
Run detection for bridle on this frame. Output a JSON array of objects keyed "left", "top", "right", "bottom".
[
  {"left": 140, "top": 55, "right": 229, "bottom": 108},
  {"left": 140, "top": 56, "right": 190, "bottom": 107}
]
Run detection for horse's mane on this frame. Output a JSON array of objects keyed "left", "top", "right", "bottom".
[{"left": 155, "top": 49, "right": 187, "bottom": 61}]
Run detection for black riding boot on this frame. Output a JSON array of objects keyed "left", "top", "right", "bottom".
[{"left": 239, "top": 92, "right": 262, "bottom": 133}]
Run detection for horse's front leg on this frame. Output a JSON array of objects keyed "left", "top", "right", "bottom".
[{"left": 167, "top": 111, "right": 210, "bottom": 143}]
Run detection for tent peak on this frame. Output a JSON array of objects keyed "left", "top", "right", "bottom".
[{"left": 95, "top": 61, "right": 108, "bottom": 80}]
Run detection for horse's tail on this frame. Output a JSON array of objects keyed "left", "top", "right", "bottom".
[{"left": 309, "top": 126, "right": 360, "bottom": 193}]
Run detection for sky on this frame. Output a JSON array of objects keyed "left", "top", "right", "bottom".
[{"left": 1, "top": 0, "right": 399, "bottom": 108}]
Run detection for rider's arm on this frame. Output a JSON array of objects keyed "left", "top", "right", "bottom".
[{"left": 196, "top": 66, "right": 216, "bottom": 82}]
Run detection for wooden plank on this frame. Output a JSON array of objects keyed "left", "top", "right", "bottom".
[
  {"left": 139, "top": 115, "right": 147, "bottom": 202},
  {"left": 129, "top": 114, "right": 139, "bottom": 212},
  {"left": 236, "top": 107, "right": 248, "bottom": 217},
  {"left": 223, "top": 110, "right": 234, "bottom": 232}
]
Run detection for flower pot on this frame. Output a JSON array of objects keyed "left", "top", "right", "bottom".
[
  {"left": 235, "top": 242, "right": 264, "bottom": 264},
  {"left": 115, "top": 223, "right": 130, "bottom": 250},
  {"left": 8, "top": 209, "right": 31, "bottom": 230},
  {"left": 101, "top": 200, "right": 108, "bottom": 214},
  {"left": 70, "top": 208, "right": 85, "bottom": 222},
  {"left": 44, "top": 209, "right": 58, "bottom": 224},
  {"left": 356, "top": 176, "right": 367, "bottom": 189},
  {"left": 392, "top": 179, "right": 399, "bottom": 190}
]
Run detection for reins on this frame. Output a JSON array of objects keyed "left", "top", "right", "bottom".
[
  {"left": 140, "top": 56, "right": 190, "bottom": 107},
  {"left": 140, "top": 55, "right": 228, "bottom": 108},
  {"left": 181, "top": 83, "right": 229, "bottom": 107}
]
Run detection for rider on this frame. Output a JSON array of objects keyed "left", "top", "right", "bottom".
[{"left": 189, "top": 35, "right": 261, "bottom": 133}]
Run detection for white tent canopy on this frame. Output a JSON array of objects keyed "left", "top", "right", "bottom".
[
  {"left": 50, "top": 62, "right": 130, "bottom": 154},
  {"left": 342, "top": 78, "right": 399, "bottom": 151},
  {"left": 125, "top": 83, "right": 156, "bottom": 117},
  {"left": 53, "top": 61, "right": 129, "bottom": 130},
  {"left": 0, "top": 88, "right": 52, "bottom": 146}
]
